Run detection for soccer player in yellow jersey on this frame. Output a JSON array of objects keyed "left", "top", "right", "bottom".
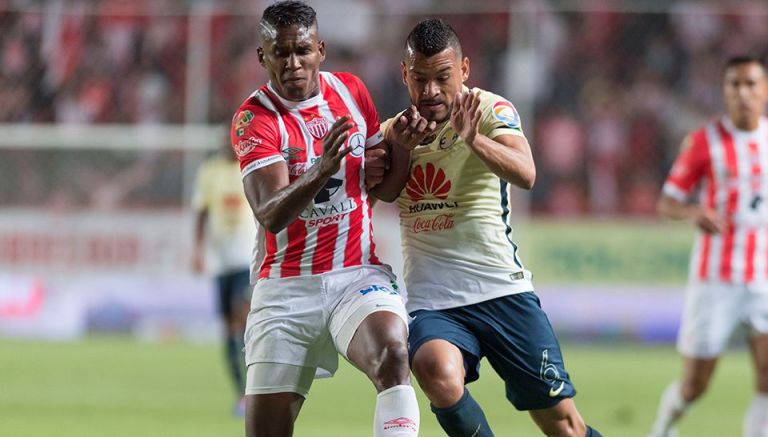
[
  {"left": 192, "top": 135, "right": 257, "bottom": 416},
  {"left": 367, "top": 19, "right": 601, "bottom": 437}
]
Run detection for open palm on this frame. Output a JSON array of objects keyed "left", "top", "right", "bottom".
[{"left": 450, "top": 91, "right": 482, "bottom": 146}]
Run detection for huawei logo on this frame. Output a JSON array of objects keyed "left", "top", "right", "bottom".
[{"left": 406, "top": 163, "right": 451, "bottom": 201}]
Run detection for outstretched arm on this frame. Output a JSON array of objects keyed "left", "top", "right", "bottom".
[
  {"left": 450, "top": 91, "right": 535, "bottom": 190},
  {"left": 243, "top": 116, "right": 354, "bottom": 233}
]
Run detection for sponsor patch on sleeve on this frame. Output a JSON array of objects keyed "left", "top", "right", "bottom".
[
  {"left": 234, "top": 110, "right": 255, "bottom": 136},
  {"left": 241, "top": 155, "right": 284, "bottom": 178},
  {"left": 492, "top": 100, "right": 521, "bottom": 129},
  {"left": 234, "top": 137, "right": 262, "bottom": 157}
]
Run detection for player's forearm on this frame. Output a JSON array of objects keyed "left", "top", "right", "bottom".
[
  {"left": 252, "top": 164, "right": 334, "bottom": 233},
  {"left": 194, "top": 210, "right": 207, "bottom": 250},
  {"left": 657, "top": 195, "right": 699, "bottom": 221},
  {"left": 468, "top": 134, "right": 536, "bottom": 189},
  {"left": 370, "top": 144, "right": 411, "bottom": 202}
]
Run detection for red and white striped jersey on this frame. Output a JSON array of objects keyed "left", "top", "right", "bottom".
[
  {"left": 663, "top": 116, "right": 768, "bottom": 284},
  {"left": 231, "top": 72, "right": 384, "bottom": 280}
]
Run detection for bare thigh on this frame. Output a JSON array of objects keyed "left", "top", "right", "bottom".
[{"left": 245, "top": 392, "right": 305, "bottom": 437}]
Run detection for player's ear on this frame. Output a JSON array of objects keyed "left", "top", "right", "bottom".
[
  {"left": 257, "top": 47, "right": 265, "bottom": 67},
  {"left": 318, "top": 40, "right": 326, "bottom": 61},
  {"left": 401, "top": 61, "right": 408, "bottom": 85},
  {"left": 461, "top": 57, "right": 470, "bottom": 83}
]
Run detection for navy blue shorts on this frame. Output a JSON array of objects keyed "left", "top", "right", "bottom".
[
  {"left": 216, "top": 269, "right": 251, "bottom": 319},
  {"left": 408, "top": 292, "right": 576, "bottom": 411}
]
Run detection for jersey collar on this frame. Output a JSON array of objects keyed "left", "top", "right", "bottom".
[{"left": 267, "top": 78, "right": 325, "bottom": 111}]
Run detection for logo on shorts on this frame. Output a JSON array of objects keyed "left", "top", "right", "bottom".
[
  {"left": 549, "top": 381, "right": 565, "bottom": 397},
  {"left": 510, "top": 272, "right": 525, "bottom": 281},
  {"left": 540, "top": 349, "right": 565, "bottom": 398},
  {"left": 358, "top": 284, "right": 398, "bottom": 296},
  {"left": 383, "top": 417, "right": 417, "bottom": 432}
]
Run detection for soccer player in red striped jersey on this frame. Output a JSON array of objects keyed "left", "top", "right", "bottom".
[
  {"left": 232, "top": 2, "right": 419, "bottom": 436},
  {"left": 651, "top": 56, "right": 768, "bottom": 437}
]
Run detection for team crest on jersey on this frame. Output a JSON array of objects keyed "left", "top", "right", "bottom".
[
  {"left": 406, "top": 163, "right": 451, "bottom": 201},
  {"left": 439, "top": 133, "right": 459, "bottom": 150},
  {"left": 306, "top": 117, "right": 329, "bottom": 139},
  {"left": 234, "top": 137, "right": 262, "bottom": 157},
  {"left": 234, "top": 110, "right": 254, "bottom": 136},
  {"left": 493, "top": 101, "right": 520, "bottom": 129},
  {"left": 419, "top": 133, "right": 438, "bottom": 146}
]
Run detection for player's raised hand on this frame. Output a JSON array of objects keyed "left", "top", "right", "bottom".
[
  {"left": 385, "top": 105, "right": 437, "bottom": 150},
  {"left": 364, "top": 146, "right": 389, "bottom": 189},
  {"left": 695, "top": 207, "right": 726, "bottom": 234},
  {"left": 450, "top": 90, "right": 482, "bottom": 146},
  {"left": 317, "top": 115, "right": 354, "bottom": 176}
]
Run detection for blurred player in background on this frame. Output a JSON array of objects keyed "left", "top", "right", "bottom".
[
  {"left": 232, "top": 2, "right": 419, "bottom": 436},
  {"left": 192, "top": 134, "right": 256, "bottom": 417},
  {"left": 650, "top": 56, "right": 768, "bottom": 437},
  {"left": 367, "top": 19, "right": 601, "bottom": 437}
]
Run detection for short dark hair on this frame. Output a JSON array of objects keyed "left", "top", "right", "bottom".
[
  {"left": 261, "top": 1, "right": 316, "bottom": 30},
  {"left": 725, "top": 55, "right": 766, "bottom": 72},
  {"left": 405, "top": 18, "right": 462, "bottom": 58}
]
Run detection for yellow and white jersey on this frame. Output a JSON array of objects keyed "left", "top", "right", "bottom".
[
  {"left": 192, "top": 155, "right": 258, "bottom": 275},
  {"left": 385, "top": 87, "right": 533, "bottom": 312}
]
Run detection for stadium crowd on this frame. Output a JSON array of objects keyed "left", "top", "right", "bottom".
[{"left": 1, "top": 0, "right": 766, "bottom": 214}]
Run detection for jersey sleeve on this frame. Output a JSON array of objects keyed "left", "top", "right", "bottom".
[
  {"left": 333, "top": 72, "right": 384, "bottom": 148},
  {"left": 662, "top": 130, "right": 710, "bottom": 201},
  {"left": 379, "top": 114, "right": 402, "bottom": 142},
  {"left": 476, "top": 89, "right": 525, "bottom": 140},
  {"left": 231, "top": 103, "right": 284, "bottom": 179}
]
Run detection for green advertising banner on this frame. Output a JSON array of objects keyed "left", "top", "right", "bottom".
[{"left": 516, "top": 220, "right": 695, "bottom": 285}]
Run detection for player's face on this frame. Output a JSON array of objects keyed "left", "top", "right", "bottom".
[
  {"left": 402, "top": 47, "right": 469, "bottom": 123},
  {"left": 258, "top": 23, "right": 325, "bottom": 102},
  {"left": 723, "top": 62, "right": 768, "bottom": 129}
]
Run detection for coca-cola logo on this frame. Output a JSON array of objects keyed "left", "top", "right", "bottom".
[
  {"left": 287, "top": 163, "right": 307, "bottom": 176},
  {"left": 411, "top": 214, "right": 455, "bottom": 233},
  {"left": 234, "top": 137, "right": 262, "bottom": 157}
]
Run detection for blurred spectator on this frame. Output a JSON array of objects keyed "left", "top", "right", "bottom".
[{"left": 2, "top": 1, "right": 767, "bottom": 215}]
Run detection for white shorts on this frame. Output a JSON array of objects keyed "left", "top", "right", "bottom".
[
  {"left": 677, "top": 281, "right": 768, "bottom": 358},
  {"left": 244, "top": 265, "right": 408, "bottom": 396}
]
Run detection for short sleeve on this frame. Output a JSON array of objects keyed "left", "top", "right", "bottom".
[
  {"left": 333, "top": 72, "right": 384, "bottom": 148},
  {"left": 476, "top": 90, "right": 525, "bottom": 140},
  {"left": 231, "top": 103, "right": 284, "bottom": 178},
  {"left": 662, "top": 130, "right": 710, "bottom": 201}
]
